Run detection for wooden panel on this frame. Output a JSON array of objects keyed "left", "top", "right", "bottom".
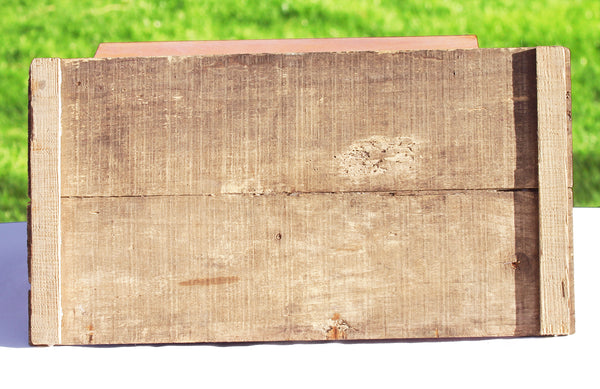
[
  {"left": 28, "top": 58, "right": 62, "bottom": 345},
  {"left": 60, "top": 191, "right": 539, "bottom": 344},
  {"left": 536, "top": 47, "right": 574, "bottom": 335},
  {"left": 60, "top": 49, "right": 538, "bottom": 197},
  {"left": 94, "top": 36, "right": 478, "bottom": 58}
]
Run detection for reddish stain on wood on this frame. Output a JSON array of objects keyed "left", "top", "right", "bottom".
[
  {"left": 87, "top": 324, "right": 94, "bottom": 343},
  {"left": 179, "top": 276, "right": 239, "bottom": 286},
  {"left": 326, "top": 313, "right": 349, "bottom": 340}
]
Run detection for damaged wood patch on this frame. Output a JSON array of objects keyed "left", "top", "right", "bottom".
[
  {"left": 337, "top": 136, "right": 416, "bottom": 180},
  {"left": 324, "top": 313, "right": 354, "bottom": 340}
]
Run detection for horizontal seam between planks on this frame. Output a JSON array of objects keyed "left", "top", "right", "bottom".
[{"left": 60, "top": 188, "right": 539, "bottom": 199}]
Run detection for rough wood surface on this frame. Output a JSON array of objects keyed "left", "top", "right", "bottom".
[
  {"left": 94, "top": 36, "right": 478, "bottom": 58},
  {"left": 28, "top": 58, "right": 62, "bottom": 345},
  {"left": 60, "top": 49, "right": 538, "bottom": 197},
  {"left": 60, "top": 191, "right": 539, "bottom": 344},
  {"left": 28, "top": 47, "right": 572, "bottom": 345},
  {"left": 536, "top": 46, "right": 574, "bottom": 335}
]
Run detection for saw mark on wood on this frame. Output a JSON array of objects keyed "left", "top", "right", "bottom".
[{"left": 179, "top": 276, "right": 239, "bottom": 287}]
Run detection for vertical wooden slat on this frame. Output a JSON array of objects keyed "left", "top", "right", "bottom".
[
  {"left": 29, "top": 58, "right": 62, "bottom": 345},
  {"left": 536, "top": 46, "right": 574, "bottom": 335}
]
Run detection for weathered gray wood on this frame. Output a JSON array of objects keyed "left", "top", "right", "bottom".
[{"left": 59, "top": 49, "right": 538, "bottom": 197}]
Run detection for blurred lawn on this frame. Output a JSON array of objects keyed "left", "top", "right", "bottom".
[{"left": 1, "top": 0, "right": 599, "bottom": 221}]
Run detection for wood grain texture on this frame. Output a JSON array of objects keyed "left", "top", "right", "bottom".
[
  {"left": 94, "top": 36, "right": 478, "bottom": 58},
  {"left": 60, "top": 191, "right": 539, "bottom": 344},
  {"left": 28, "top": 46, "right": 573, "bottom": 345},
  {"left": 536, "top": 46, "right": 574, "bottom": 335},
  {"left": 28, "top": 58, "right": 62, "bottom": 345},
  {"left": 60, "top": 49, "right": 538, "bottom": 197}
]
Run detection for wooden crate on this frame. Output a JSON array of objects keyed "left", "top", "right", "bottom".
[{"left": 28, "top": 41, "right": 573, "bottom": 345}]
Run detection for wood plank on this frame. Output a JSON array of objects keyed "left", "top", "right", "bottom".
[
  {"left": 28, "top": 58, "right": 62, "bottom": 345},
  {"left": 536, "top": 46, "right": 574, "bottom": 335},
  {"left": 60, "top": 49, "right": 538, "bottom": 197},
  {"left": 60, "top": 191, "right": 539, "bottom": 344},
  {"left": 94, "top": 36, "right": 478, "bottom": 58}
]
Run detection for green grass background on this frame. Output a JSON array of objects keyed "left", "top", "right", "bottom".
[{"left": 1, "top": 0, "right": 598, "bottom": 221}]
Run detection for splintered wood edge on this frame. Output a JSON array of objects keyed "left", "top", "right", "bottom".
[
  {"left": 536, "top": 46, "right": 574, "bottom": 335},
  {"left": 29, "top": 58, "right": 62, "bottom": 345},
  {"left": 94, "top": 35, "right": 478, "bottom": 57}
]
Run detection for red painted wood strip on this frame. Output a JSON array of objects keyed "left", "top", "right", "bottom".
[{"left": 94, "top": 36, "right": 478, "bottom": 57}]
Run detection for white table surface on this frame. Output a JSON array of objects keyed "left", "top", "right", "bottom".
[{"left": 0, "top": 208, "right": 597, "bottom": 388}]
